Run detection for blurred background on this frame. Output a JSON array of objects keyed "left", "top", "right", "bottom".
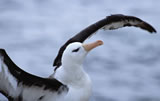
[{"left": 0, "top": 0, "right": 160, "bottom": 101}]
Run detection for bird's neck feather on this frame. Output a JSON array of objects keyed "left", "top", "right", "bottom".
[
  {"left": 54, "top": 63, "right": 92, "bottom": 101},
  {"left": 55, "top": 64, "right": 89, "bottom": 87}
]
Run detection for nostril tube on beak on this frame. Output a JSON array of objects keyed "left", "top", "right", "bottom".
[{"left": 82, "top": 40, "right": 103, "bottom": 52}]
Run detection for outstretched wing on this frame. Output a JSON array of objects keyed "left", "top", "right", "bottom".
[
  {"left": 53, "top": 14, "right": 157, "bottom": 69},
  {"left": 0, "top": 49, "right": 68, "bottom": 101}
]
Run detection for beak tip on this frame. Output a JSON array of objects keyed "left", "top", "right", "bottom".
[{"left": 96, "top": 40, "right": 104, "bottom": 46}]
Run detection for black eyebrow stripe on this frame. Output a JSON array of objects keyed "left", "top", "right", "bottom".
[{"left": 72, "top": 47, "right": 80, "bottom": 52}]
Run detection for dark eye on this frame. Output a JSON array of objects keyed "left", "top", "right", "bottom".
[{"left": 72, "top": 47, "right": 80, "bottom": 52}]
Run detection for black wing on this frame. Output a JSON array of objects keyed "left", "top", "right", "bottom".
[
  {"left": 53, "top": 14, "right": 157, "bottom": 69},
  {"left": 0, "top": 49, "right": 68, "bottom": 101}
]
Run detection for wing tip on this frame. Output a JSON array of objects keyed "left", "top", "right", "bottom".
[
  {"left": 0, "top": 48, "right": 5, "bottom": 51},
  {"left": 150, "top": 30, "right": 157, "bottom": 34},
  {"left": 0, "top": 49, "right": 7, "bottom": 57},
  {"left": 150, "top": 27, "right": 157, "bottom": 33},
  {"left": 142, "top": 22, "right": 157, "bottom": 34},
  {"left": 107, "top": 14, "right": 157, "bottom": 34},
  {"left": 146, "top": 27, "right": 157, "bottom": 34}
]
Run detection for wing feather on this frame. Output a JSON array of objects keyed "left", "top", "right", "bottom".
[
  {"left": 53, "top": 14, "right": 156, "bottom": 68},
  {"left": 0, "top": 49, "right": 68, "bottom": 100}
]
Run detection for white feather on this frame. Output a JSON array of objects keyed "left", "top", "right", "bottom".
[
  {"left": 0, "top": 56, "right": 19, "bottom": 97},
  {"left": 54, "top": 42, "right": 92, "bottom": 101},
  {"left": 0, "top": 56, "right": 2, "bottom": 73},
  {"left": 2, "top": 63, "right": 18, "bottom": 91},
  {"left": 103, "top": 22, "right": 125, "bottom": 30},
  {"left": 103, "top": 20, "right": 141, "bottom": 30},
  {"left": 20, "top": 85, "right": 65, "bottom": 101}
]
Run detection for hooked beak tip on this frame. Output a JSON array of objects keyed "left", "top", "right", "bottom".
[{"left": 96, "top": 40, "right": 104, "bottom": 46}]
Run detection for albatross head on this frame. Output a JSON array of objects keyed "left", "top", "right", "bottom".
[
  {"left": 54, "top": 40, "right": 103, "bottom": 101},
  {"left": 62, "top": 40, "right": 103, "bottom": 66}
]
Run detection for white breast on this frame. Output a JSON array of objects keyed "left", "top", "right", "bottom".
[{"left": 54, "top": 66, "right": 92, "bottom": 101}]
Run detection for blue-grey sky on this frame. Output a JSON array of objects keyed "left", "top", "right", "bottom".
[{"left": 0, "top": 0, "right": 160, "bottom": 101}]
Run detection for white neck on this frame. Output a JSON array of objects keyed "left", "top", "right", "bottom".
[
  {"left": 54, "top": 64, "right": 92, "bottom": 101},
  {"left": 55, "top": 64, "right": 86, "bottom": 86}
]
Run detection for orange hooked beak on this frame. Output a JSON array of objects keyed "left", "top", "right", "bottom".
[{"left": 82, "top": 40, "right": 103, "bottom": 52}]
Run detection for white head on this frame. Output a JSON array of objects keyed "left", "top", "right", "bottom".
[
  {"left": 55, "top": 40, "right": 103, "bottom": 101},
  {"left": 62, "top": 40, "right": 103, "bottom": 67}
]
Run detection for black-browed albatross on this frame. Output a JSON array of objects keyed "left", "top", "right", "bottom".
[{"left": 0, "top": 14, "right": 157, "bottom": 101}]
